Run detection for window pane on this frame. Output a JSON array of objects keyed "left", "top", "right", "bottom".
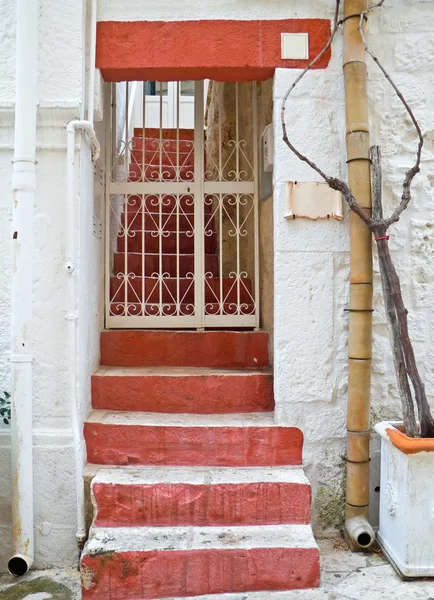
[
  {"left": 181, "top": 81, "right": 195, "bottom": 96},
  {"left": 145, "top": 81, "right": 168, "bottom": 96}
]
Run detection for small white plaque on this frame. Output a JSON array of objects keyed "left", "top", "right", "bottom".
[
  {"left": 284, "top": 181, "right": 343, "bottom": 221},
  {"left": 281, "top": 33, "right": 309, "bottom": 60}
]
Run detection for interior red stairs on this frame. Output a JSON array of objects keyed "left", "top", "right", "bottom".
[
  {"left": 80, "top": 128, "right": 320, "bottom": 599},
  {"left": 110, "top": 128, "right": 254, "bottom": 316}
]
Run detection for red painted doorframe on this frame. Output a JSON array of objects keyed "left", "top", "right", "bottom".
[{"left": 97, "top": 19, "right": 331, "bottom": 82}]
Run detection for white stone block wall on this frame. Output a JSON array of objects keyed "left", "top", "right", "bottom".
[
  {"left": 273, "top": 0, "right": 434, "bottom": 533},
  {"left": 0, "top": 0, "right": 104, "bottom": 570},
  {"left": 0, "top": 0, "right": 433, "bottom": 569}
]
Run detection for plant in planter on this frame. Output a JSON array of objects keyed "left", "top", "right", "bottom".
[
  {"left": 281, "top": 0, "right": 434, "bottom": 577},
  {"left": 0, "top": 391, "right": 11, "bottom": 425}
]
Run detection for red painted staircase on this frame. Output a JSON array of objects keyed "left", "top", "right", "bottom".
[
  {"left": 81, "top": 330, "right": 320, "bottom": 598},
  {"left": 81, "top": 128, "right": 319, "bottom": 598}
]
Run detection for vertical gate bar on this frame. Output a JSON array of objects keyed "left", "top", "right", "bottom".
[
  {"left": 219, "top": 194, "right": 223, "bottom": 315},
  {"left": 194, "top": 81, "right": 205, "bottom": 328},
  {"left": 176, "top": 81, "right": 180, "bottom": 180},
  {"left": 105, "top": 83, "right": 114, "bottom": 326},
  {"left": 144, "top": 81, "right": 146, "bottom": 181},
  {"left": 159, "top": 82, "right": 163, "bottom": 182},
  {"left": 111, "top": 82, "right": 117, "bottom": 169},
  {"left": 158, "top": 83, "right": 163, "bottom": 313},
  {"left": 252, "top": 81, "right": 260, "bottom": 329},
  {"left": 124, "top": 83, "right": 129, "bottom": 313},
  {"left": 235, "top": 82, "right": 240, "bottom": 179},
  {"left": 125, "top": 83, "right": 130, "bottom": 181},
  {"left": 141, "top": 83, "right": 146, "bottom": 315},
  {"left": 218, "top": 99, "right": 222, "bottom": 179},
  {"left": 176, "top": 82, "right": 180, "bottom": 314},
  {"left": 235, "top": 83, "right": 240, "bottom": 314},
  {"left": 236, "top": 192, "right": 240, "bottom": 313}
]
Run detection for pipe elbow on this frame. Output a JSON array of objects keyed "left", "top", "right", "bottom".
[
  {"left": 345, "top": 516, "right": 375, "bottom": 550},
  {"left": 8, "top": 553, "right": 33, "bottom": 577}
]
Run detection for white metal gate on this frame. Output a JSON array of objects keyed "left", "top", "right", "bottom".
[{"left": 105, "top": 80, "right": 259, "bottom": 329}]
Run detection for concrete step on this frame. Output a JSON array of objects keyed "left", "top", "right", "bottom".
[
  {"left": 110, "top": 276, "right": 253, "bottom": 304},
  {"left": 80, "top": 524, "right": 320, "bottom": 599},
  {"left": 113, "top": 253, "right": 219, "bottom": 277},
  {"left": 100, "top": 330, "right": 269, "bottom": 368},
  {"left": 90, "top": 465, "right": 311, "bottom": 527},
  {"left": 84, "top": 412, "right": 303, "bottom": 467},
  {"left": 91, "top": 367, "right": 274, "bottom": 413}
]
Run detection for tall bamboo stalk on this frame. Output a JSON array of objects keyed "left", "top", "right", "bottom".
[{"left": 343, "top": 0, "right": 374, "bottom": 547}]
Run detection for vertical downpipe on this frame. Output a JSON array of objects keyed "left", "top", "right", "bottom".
[
  {"left": 343, "top": 0, "right": 375, "bottom": 549},
  {"left": 8, "top": 0, "right": 38, "bottom": 576}
]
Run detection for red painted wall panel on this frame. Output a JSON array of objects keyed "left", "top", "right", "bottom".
[{"left": 97, "top": 19, "right": 332, "bottom": 82}]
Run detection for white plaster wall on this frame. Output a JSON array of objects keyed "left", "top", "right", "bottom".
[
  {"left": 98, "top": 0, "right": 335, "bottom": 21},
  {"left": 0, "top": 0, "right": 104, "bottom": 570},
  {"left": 273, "top": 0, "right": 434, "bottom": 534},
  {"left": 0, "top": 0, "right": 433, "bottom": 569}
]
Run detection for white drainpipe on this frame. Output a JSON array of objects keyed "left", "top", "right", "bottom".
[
  {"left": 67, "top": 0, "right": 100, "bottom": 549},
  {"left": 8, "top": 0, "right": 38, "bottom": 578},
  {"left": 66, "top": 121, "right": 100, "bottom": 548},
  {"left": 88, "top": 0, "right": 97, "bottom": 126}
]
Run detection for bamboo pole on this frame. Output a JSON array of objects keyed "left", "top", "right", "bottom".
[{"left": 343, "top": 0, "right": 375, "bottom": 549}]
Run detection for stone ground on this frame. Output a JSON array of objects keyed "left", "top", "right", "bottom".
[{"left": 1, "top": 538, "right": 434, "bottom": 599}]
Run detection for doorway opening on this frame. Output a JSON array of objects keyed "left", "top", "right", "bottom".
[{"left": 105, "top": 80, "right": 260, "bottom": 329}]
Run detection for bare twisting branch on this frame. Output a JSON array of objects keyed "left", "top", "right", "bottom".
[
  {"left": 359, "top": 2, "right": 424, "bottom": 227},
  {"left": 371, "top": 146, "right": 418, "bottom": 438}
]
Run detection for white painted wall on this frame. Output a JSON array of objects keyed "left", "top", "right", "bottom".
[
  {"left": 0, "top": 0, "right": 433, "bottom": 570},
  {"left": 97, "top": 0, "right": 335, "bottom": 21},
  {"left": 0, "top": 0, "right": 104, "bottom": 569},
  {"left": 273, "top": 0, "right": 434, "bottom": 533}
]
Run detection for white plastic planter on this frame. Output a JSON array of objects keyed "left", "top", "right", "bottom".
[{"left": 375, "top": 421, "right": 434, "bottom": 578}]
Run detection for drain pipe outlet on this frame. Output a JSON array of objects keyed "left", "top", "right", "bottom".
[
  {"left": 343, "top": 0, "right": 375, "bottom": 550},
  {"left": 8, "top": 0, "right": 38, "bottom": 576},
  {"left": 345, "top": 516, "right": 375, "bottom": 550}
]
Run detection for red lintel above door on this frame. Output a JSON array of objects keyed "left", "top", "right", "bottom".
[{"left": 97, "top": 19, "right": 332, "bottom": 82}]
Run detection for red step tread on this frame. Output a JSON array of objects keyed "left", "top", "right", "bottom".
[
  {"left": 100, "top": 330, "right": 269, "bottom": 368},
  {"left": 113, "top": 253, "right": 218, "bottom": 277},
  {"left": 117, "top": 231, "right": 217, "bottom": 253},
  {"left": 92, "top": 479, "right": 311, "bottom": 527},
  {"left": 81, "top": 546, "right": 320, "bottom": 598},
  {"left": 84, "top": 417, "right": 303, "bottom": 467},
  {"left": 121, "top": 212, "right": 213, "bottom": 231},
  {"left": 134, "top": 128, "right": 195, "bottom": 140},
  {"left": 91, "top": 368, "right": 273, "bottom": 413}
]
